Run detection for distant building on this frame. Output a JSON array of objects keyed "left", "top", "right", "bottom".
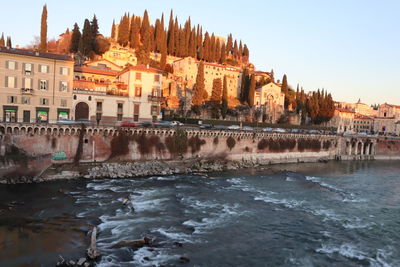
[
  {"left": 254, "top": 82, "right": 285, "bottom": 123},
  {"left": 353, "top": 113, "right": 374, "bottom": 133},
  {"left": 353, "top": 99, "right": 376, "bottom": 116},
  {"left": 0, "top": 47, "right": 74, "bottom": 123},
  {"left": 173, "top": 57, "right": 243, "bottom": 103},
  {"left": 102, "top": 44, "right": 137, "bottom": 67},
  {"left": 327, "top": 108, "right": 355, "bottom": 133}
]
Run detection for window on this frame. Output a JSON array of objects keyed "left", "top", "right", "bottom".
[
  {"left": 23, "top": 78, "right": 32, "bottom": 89},
  {"left": 154, "top": 74, "right": 160, "bottom": 82},
  {"left": 60, "top": 81, "right": 68, "bottom": 92},
  {"left": 40, "top": 65, "right": 49, "bottom": 73},
  {"left": 73, "top": 95, "right": 77, "bottom": 100},
  {"left": 6, "top": 61, "right": 16, "bottom": 70},
  {"left": 24, "top": 63, "right": 33, "bottom": 75},
  {"left": 4, "top": 108, "right": 17, "bottom": 122},
  {"left": 117, "top": 103, "right": 123, "bottom": 121},
  {"left": 39, "top": 80, "right": 48, "bottom": 90},
  {"left": 151, "top": 105, "right": 159, "bottom": 116},
  {"left": 152, "top": 88, "right": 160, "bottom": 97},
  {"left": 5, "top": 76, "right": 16, "bottom": 88},
  {"left": 135, "top": 72, "right": 142, "bottom": 81},
  {"left": 135, "top": 86, "right": 142, "bottom": 97},
  {"left": 61, "top": 99, "right": 67, "bottom": 107},
  {"left": 60, "top": 67, "right": 69, "bottom": 75},
  {"left": 22, "top": 96, "right": 30, "bottom": 104},
  {"left": 133, "top": 104, "right": 140, "bottom": 122},
  {"left": 96, "top": 102, "right": 103, "bottom": 112},
  {"left": 40, "top": 98, "right": 49, "bottom": 105},
  {"left": 7, "top": 96, "right": 17, "bottom": 104},
  {"left": 88, "top": 96, "right": 92, "bottom": 101}
]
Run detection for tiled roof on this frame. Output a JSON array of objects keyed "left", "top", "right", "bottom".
[
  {"left": 336, "top": 108, "right": 355, "bottom": 113},
  {"left": 0, "top": 46, "right": 73, "bottom": 61},
  {"left": 119, "top": 64, "right": 164, "bottom": 75},
  {"left": 75, "top": 66, "right": 119, "bottom": 76},
  {"left": 354, "top": 113, "right": 373, "bottom": 119}
]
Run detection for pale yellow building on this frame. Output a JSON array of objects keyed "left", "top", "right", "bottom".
[
  {"left": 173, "top": 57, "right": 243, "bottom": 101},
  {"left": 102, "top": 44, "right": 137, "bottom": 67},
  {"left": 72, "top": 64, "right": 163, "bottom": 124},
  {"left": 327, "top": 108, "right": 355, "bottom": 133},
  {"left": 0, "top": 47, "right": 74, "bottom": 123},
  {"left": 353, "top": 99, "right": 376, "bottom": 116},
  {"left": 254, "top": 82, "right": 285, "bottom": 123}
]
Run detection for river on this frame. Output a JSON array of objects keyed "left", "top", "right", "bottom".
[{"left": 1, "top": 161, "right": 400, "bottom": 267}]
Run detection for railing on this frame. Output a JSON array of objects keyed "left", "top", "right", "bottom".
[
  {"left": 21, "top": 88, "right": 34, "bottom": 94},
  {"left": 148, "top": 95, "right": 165, "bottom": 102}
]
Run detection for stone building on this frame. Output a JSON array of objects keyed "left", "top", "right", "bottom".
[
  {"left": 0, "top": 47, "right": 74, "bottom": 123},
  {"left": 327, "top": 108, "right": 355, "bottom": 133},
  {"left": 353, "top": 114, "right": 374, "bottom": 133},
  {"left": 172, "top": 57, "right": 242, "bottom": 103},
  {"left": 254, "top": 82, "right": 285, "bottom": 123},
  {"left": 353, "top": 99, "right": 376, "bottom": 116}
]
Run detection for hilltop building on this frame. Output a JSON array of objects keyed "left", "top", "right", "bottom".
[
  {"left": 0, "top": 47, "right": 74, "bottom": 123},
  {"left": 253, "top": 82, "right": 285, "bottom": 123}
]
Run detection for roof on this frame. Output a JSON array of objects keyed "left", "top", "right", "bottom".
[
  {"left": 74, "top": 66, "right": 119, "bottom": 76},
  {"left": 256, "top": 82, "right": 281, "bottom": 91},
  {"left": 118, "top": 64, "right": 164, "bottom": 75},
  {"left": 251, "top": 70, "right": 272, "bottom": 76},
  {"left": 385, "top": 103, "right": 400, "bottom": 109},
  {"left": 354, "top": 113, "right": 373, "bottom": 120},
  {"left": 173, "top": 57, "right": 242, "bottom": 73},
  {"left": 336, "top": 108, "right": 355, "bottom": 114},
  {"left": 0, "top": 46, "right": 73, "bottom": 61},
  {"left": 84, "top": 58, "right": 123, "bottom": 70}
]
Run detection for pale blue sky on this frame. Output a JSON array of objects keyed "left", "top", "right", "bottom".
[{"left": 2, "top": 0, "right": 399, "bottom": 105}]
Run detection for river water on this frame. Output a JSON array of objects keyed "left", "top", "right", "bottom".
[{"left": 1, "top": 161, "right": 400, "bottom": 267}]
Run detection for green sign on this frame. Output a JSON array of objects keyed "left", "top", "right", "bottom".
[{"left": 53, "top": 151, "right": 67, "bottom": 160}]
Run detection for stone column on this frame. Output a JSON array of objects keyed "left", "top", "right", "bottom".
[
  {"left": 354, "top": 142, "right": 358, "bottom": 155},
  {"left": 361, "top": 142, "right": 364, "bottom": 155}
]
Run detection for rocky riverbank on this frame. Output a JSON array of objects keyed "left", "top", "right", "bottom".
[{"left": 1, "top": 154, "right": 337, "bottom": 184}]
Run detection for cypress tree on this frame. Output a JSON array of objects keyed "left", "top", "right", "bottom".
[
  {"left": 210, "top": 78, "right": 222, "bottom": 118},
  {"left": 117, "top": 14, "right": 129, "bottom": 46},
  {"left": 189, "top": 27, "right": 196, "bottom": 58},
  {"left": 39, "top": 4, "right": 47, "bottom": 51},
  {"left": 221, "top": 76, "right": 228, "bottom": 119},
  {"left": 211, "top": 78, "right": 222, "bottom": 101},
  {"left": 137, "top": 10, "right": 151, "bottom": 65},
  {"left": 129, "top": 16, "right": 141, "bottom": 49},
  {"left": 111, "top": 19, "right": 116, "bottom": 40},
  {"left": 203, "top": 32, "right": 210, "bottom": 62},
  {"left": 160, "top": 32, "right": 167, "bottom": 70},
  {"left": 91, "top": 15, "right": 99, "bottom": 37},
  {"left": 210, "top": 34, "right": 216, "bottom": 62},
  {"left": 281, "top": 74, "right": 288, "bottom": 94},
  {"left": 80, "top": 19, "right": 93, "bottom": 56},
  {"left": 154, "top": 18, "right": 163, "bottom": 52},
  {"left": 70, "top": 23, "right": 81, "bottom": 53},
  {"left": 173, "top": 17, "right": 179, "bottom": 56},
  {"left": 243, "top": 44, "right": 249, "bottom": 62},
  {"left": 239, "top": 40, "right": 243, "bottom": 59},
  {"left": 220, "top": 43, "right": 226, "bottom": 64},
  {"left": 192, "top": 61, "right": 206, "bottom": 110},
  {"left": 6, "top": 36, "right": 11, "bottom": 48},
  {"left": 226, "top": 34, "right": 233, "bottom": 56},
  {"left": 215, "top": 39, "right": 221, "bottom": 63},
  {"left": 167, "top": 10, "right": 175, "bottom": 55},
  {"left": 248, "top": 75, "right": 256, "bottom": 106},
  {"left": 0, "top": 33, "right": 5, "bottom": 47},
  {"left": 233, "top": 40, "right": 238, "bottom": 59}
]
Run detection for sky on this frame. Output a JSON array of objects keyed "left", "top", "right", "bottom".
[{"left": 1, "top": 0, "right": 399, "bottom": 105}]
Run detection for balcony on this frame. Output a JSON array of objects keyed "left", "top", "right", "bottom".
[
  {"left": 21, "top": 88, "right": 34, "bottom": 95},
  {"left": 148, "top": 95, "right": 165, "bottom": 102}
]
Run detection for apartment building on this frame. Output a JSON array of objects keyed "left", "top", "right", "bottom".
[
  {"left": 72, "top": 64, "right": 163, "bottom": 124},
  {"left": 0, "top": 47, "right": 73, "bottom": 123},
  {"left": 353, "top": 114, "right": 374, "bottom": 133},
  {"left": 327, "top": 108, "right": 355, "bottom": 133}
]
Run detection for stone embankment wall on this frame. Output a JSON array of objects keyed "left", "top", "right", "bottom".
[{"left": 0, "top": 123, "right": 399, "bottom": 182}]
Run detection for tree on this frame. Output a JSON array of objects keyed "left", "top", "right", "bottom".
[
  {"left": 243, "top": 44, "right": 249, "bottom": 62},
  {"left": 137, "top": 10, "right": 151, "bottom": 65},
  {"left": 221, "top": 76, "right": 228, "bottom": 119},
  {"left": 79, "top": 19, "right": 93, "bottom": 56},
  {"left": 0, "top": 33, "right": 5, "bottom": 47},
  {"left": 129, "top": 16, "right": 141, "bottom": 49},
  {"left": 240, "top": 68, "right": 250, "bottom": 103},
  {"left": 6, "top": 36, "right": 12, "bottom": 48},
  {"left": 220, "top": 43, "right": 226, "bottom": 64},
  {"left": 111, "top": 19, "right": 116, "bottom": 40},
  {"left": 248, "top": 75, "right": 256, "bottom": 106},
  {"left": 167, "top": 10, "right": 175, "bottom": 55},
  {"left": 192, "top": 61, "right": 206, "bottom": 112},
  {"left": 211, "top": 78, "right": 222, "bottom": 101},
  {"left": 70, "top": 23, "right": 81, "bottom": 53},
  {"left": 203, "top": 32, "right": 210, "bottom": 61},
  {"left": 160, "top": 32, "right": 167, "bottom": 70},
  {"left": 117, "top": 14, "right": 129, "bottom": 46},
  {"left": 94, "top": 34, "right": 110, "bottom": 55},
  {"left": 39, "top": 4, "right": 47, "bottom": 51}
]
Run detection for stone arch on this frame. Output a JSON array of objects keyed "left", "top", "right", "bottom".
[{"left": 75, "top": 102, "right": 90, "bottom": 120}]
